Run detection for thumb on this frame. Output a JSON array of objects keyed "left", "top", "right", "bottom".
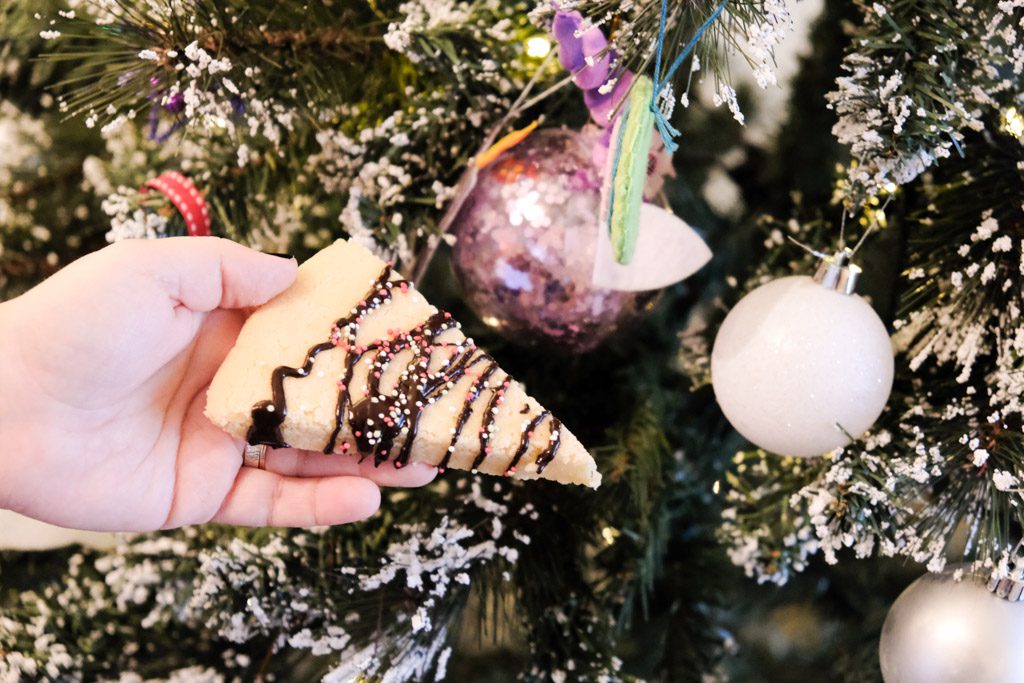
[{"left": 122, "top": 236, "right": 298, "bottom": 311}]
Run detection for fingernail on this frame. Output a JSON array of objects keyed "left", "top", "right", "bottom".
[{"left": 264, "top": 252, "right": 295, "bottom": 259}]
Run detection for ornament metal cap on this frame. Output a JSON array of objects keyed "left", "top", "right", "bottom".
[
  {"left": 813, "top": 248, "right": 861, "bottom": 295},
  {"left": 986, "top": 541, "right": 1024, "bottom": 601}
]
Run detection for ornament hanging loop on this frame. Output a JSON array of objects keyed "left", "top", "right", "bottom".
[
  {"left": 649, "top": 0, "right": 729, "bottom": 153},
  {"left": 986, "top": 539, "right": 1024, "bottom": 602},
  {"left": 813, "top": 249, "right": 861, "bottom": 295}
]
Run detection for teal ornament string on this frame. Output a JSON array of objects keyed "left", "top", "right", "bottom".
[
  {"left": 650, "top": 0, "right": 729, "bottom": 154},
  {"left": 948, "top": 130, "right": 965, "bottom": 157}
]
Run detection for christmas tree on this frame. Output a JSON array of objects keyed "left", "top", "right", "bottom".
[{"left": 3, "top": 0, "right": 1024, "bottom": 681}]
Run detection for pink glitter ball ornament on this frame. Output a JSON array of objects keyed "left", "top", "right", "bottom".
[{"left": 451, "top": 128, "right": 654, "bottom": 353}]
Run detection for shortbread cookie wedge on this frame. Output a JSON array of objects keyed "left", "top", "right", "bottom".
[{"left": 205, "top": 239, "right": 601, "bottom": 488}]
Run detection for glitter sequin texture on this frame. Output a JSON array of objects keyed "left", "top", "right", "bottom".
[{"left": 451, "top": 128, "right": 651, "bottom": 353}]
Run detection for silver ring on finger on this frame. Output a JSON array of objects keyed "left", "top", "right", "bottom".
[{"left": 242, "top": 443, "right": 268, "bottom": 470}]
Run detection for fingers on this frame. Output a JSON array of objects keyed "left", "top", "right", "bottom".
[
  {"left": 115, "top": 236, "right": 298, "bottom": 311},
  {"left": 211, "top": 469, "right": 381, "bottom": 527},
  {"left": 264, "top": 448, "right": 438, "bottom": 487},
  {"left": 171, "top": 385, "right": 434, "bottom": 529}
]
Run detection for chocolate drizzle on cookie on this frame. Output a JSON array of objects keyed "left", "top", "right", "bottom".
[
  {"left": 438, "top": 362, "right": 499, "bottom": 471},
  {"left": 471, "top": 378, "right": 512, "bottom": 471},
  {"left": 504, "top": 411, "right": 561, "bottom": 475},
  {"left": 246, "top": 264, "right": 564, "bottom": 477}
]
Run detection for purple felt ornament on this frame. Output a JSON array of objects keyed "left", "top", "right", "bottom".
[
  {"left": 553, "top": 12, "right": 585, "bottom": 73},
  {"left": 584, "top": 71, "right": 634, "bottom": 126},
  {"left": 553, "top": 10, "right": 632, "bottom": 127}
]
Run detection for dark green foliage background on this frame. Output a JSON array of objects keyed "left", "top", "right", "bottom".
[{"left": 6, "top": 0, "right": 1024, "bottom": 680}]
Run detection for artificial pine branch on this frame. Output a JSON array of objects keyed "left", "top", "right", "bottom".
[
  {"left": 829, "top": 0, "right": 1024, "bottom": 203},
  {"left": 29, "top": 0, "right": 548, "bottom": 267}
]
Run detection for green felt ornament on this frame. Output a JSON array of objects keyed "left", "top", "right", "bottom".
[{"left": 601, "top": 75, "right": 655, "bottom": 264}]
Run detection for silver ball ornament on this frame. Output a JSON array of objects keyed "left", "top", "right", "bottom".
[{"left": 880, "top": 568, "right": 1024, "bottom": 683}]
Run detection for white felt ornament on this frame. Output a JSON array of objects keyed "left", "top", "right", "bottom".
[{"left": 592, "top": 202, "right": 712, "bottom": 292}]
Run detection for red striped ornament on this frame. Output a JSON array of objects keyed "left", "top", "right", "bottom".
[{"left": 141, "top": 171, "right": 211, "bottom": 237}]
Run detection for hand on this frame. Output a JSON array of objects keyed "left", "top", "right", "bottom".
[{"left": 0, "top": 237, "right": 435, "bottom": 532}]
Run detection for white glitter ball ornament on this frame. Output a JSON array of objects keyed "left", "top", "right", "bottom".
[
  {"left": 710, "top": 252, "right": 893, "bottom": 457},
  {"left": 879, "top": 567, "right": 1024, "bottom": 683}
]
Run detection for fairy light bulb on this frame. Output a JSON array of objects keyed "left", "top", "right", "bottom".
[
  {"left": 1002, "top": 106, "right": 1024, "bottom": 141},
  {"left": 525, "top": 36, "right": 552, "bottom": 58}
]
